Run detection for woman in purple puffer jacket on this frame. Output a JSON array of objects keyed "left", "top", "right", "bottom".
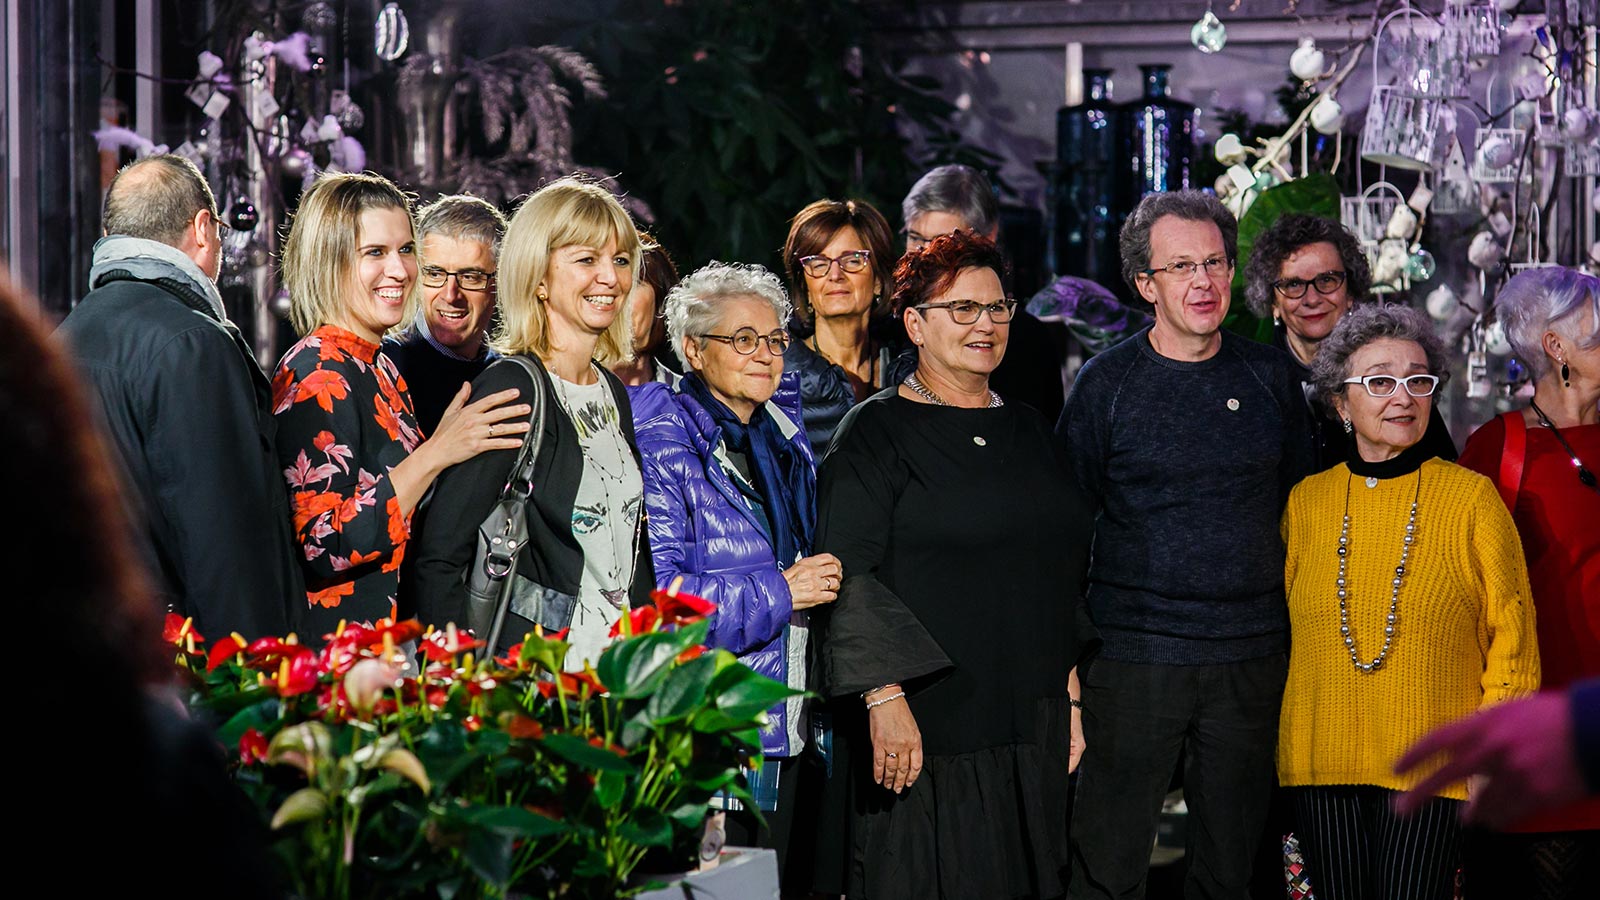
[{"left": 629, "top": 261, "right": 842, "bottom": 883}]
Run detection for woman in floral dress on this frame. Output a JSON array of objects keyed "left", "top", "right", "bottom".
[{"left": 274, "top": 172, "right": 529, "bottom": 637}]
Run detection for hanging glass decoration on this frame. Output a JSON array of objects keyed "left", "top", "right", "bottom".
[
  {"left": 1405, "top": 247, "right": 1437, "bottom": 281},
  {"left": 228, "top": 196, "right": 259, "bottom": 231},
  {"left": 374, "top": 2, "right": 410, "bottom": 62},
  {"left": 1362, "top": 87, "right": 1449, "bottom": 170},
  {"left": 1431, "top": 136, "right": 1477, "bottom": 215},
  {"left": 1471, "top": 78, "right": 1533, "bottom": 184},
  {"left": 1191, "top": 7, "right": 1227, "bottom": 54}
]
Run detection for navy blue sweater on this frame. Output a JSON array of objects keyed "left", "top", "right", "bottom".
[{"left": 1056, "top": 328, "right": 1312, "bottom": 664}]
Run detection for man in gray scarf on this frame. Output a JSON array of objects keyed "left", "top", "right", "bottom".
[{"left": 57, "top": 154, "right": 301, "bottom": 640}]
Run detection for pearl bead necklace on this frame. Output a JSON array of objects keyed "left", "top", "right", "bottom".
[{"left": 1336, "top": 469, "right": 1422, "bottom": 673}]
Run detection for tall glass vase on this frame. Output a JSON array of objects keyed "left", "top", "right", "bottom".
[
  {"left": 1054, "top": 69, "right": 1119, "bottom": 286},
  {"left": 1109, "top": 64, "right": 1200, "bottom": 299}
]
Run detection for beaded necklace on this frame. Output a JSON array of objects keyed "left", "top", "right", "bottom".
[
  {"left": 1336, "top": 468, "right": 1422, "bottom": 673},
  {"left": 902, "top": 372, "right": 1003, "bottom": 408}
]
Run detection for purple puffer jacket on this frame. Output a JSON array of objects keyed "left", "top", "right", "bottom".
[{"left": 630, "top": 374, "right": 814, "bottom": 757}]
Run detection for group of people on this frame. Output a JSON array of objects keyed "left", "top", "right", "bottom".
[{"left": 21, "top": 148, "right": 1599, "bottom": 900}]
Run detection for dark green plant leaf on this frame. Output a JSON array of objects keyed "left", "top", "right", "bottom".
[
  {"left": 618, "top": 807, "right": 674, "bottom": 847},
  {"left": 540, "top": 733, "right": 635, "bottom": 773},
  {"left": 215, "top": 698, "right": 281, "bottom": 749},
  {"left": 463, "top": 827, "right": 515, "bottom": 887},
  {"left": 594, "top": 770, "right": 627, "bottom": 810},
  {"left": 646, "top": 652, "right": 720, "bottom": 724},
  {"left": 710, "top": 663, "right": 804, "bottom": 721},
  {"left": 597, "top": 630, "right": 689, "bottom": 699},
  {"left": 461, "top": 804, "right": 568, "bottom": 839}
]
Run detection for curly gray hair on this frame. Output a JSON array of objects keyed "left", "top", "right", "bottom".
[
  {"left": 1310, "top": 303, "right": 1447, "bottom": 406},
  {"left": 663, "top": 262, "right": 794, "bottom": 366}
]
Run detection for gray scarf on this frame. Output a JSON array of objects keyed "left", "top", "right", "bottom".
[{"left": 89, "top": 235, "right": 227, "bottom": 322}]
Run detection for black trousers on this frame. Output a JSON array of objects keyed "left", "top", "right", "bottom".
[
  {"left": 1463, "top": 828, "right": 1600, "bottom": 900},
  {"left": 723, "top": 756, "right": 803, "bottom": 884},
  {"left": 1068, "top": 654, "right": 1287, "bottom": 900},
  {"left": 1290, "top": 786, "right": 1461, "bottom": 900}
]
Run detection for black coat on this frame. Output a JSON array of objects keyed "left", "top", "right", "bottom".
[{"left": 56, "top": 270, "right": 301, "bottom": 640}]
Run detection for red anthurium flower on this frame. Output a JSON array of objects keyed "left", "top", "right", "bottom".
[
  {"left": 369, "top": 618, "right": 424, "bottom": 647},
  {"left": 535, "top": 668, "right": 607, "bottom": 698},
  {"left": 496, "top": 642, "right": 526, "bottom": 669},
  {"left": 162, "top": 613, "right": 203, "bottom": 645},
  {"left": 587, "top": 736, "right": 627, "bottom": 757},
  {"left": 274, "top": 649, "right": 321, "bottom": 697},
  {"left": 422, "top": 624, "right": 486, "bottom": 663},
  {"left": 206, "top": 633, "right": 248, "bottom": 673},
  {"left": 246, "top": 636, "right": 311, "bottom": 670},
  {"left": 676, "top": 645, "right": 707, "bottom": 664},
  {"left": 239, "top": 728, "right": 268, "bottom": 766},
  {"left": 463, "top": 715, "right": 482, "bottom": 733},
  {"left": 504, "top": 714, "right": 545, "bottom": 740},
  {"left": 651, "top": 587, "right": 717, "bottom": 625},
  {"left": 425, "top": 686, "right": 448, "bottom": 709},
  {"left": 609, "top": 605, "right": 661, "bottom": 638}
]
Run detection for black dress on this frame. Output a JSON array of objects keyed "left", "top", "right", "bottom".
[{"left": 815, "top": 388, "right": 1097, "bottom": 900}]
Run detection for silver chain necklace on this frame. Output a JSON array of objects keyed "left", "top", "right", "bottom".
[
  {"left": 1336, "top": 468, "right": 1422, "bottom": 673},
  {"left": 902, "top": 373, "right": 1003, "bottom": 408}
]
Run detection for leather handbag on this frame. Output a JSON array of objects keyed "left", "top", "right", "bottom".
[{"left": 463, "top": 356, "right": 576, "bottom": 652}]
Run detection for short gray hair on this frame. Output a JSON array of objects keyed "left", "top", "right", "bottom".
[
  {"left": 416, "top": 194, "right": 508, "bottom": 258},
  {"left": 664, "top": 262, "right": 793, "bottom": 365},
  {"left": 902, "top": 164, "right": 998, "bottom": 237},
  {"left": 1311, "top": 303, "right": 1447, "bottom": 405},
  {"left": 1496, "top": 266, "right": 1600, "bottom": 381},
  {"left": 102, "top": 154, "right": 218, "bottom": 247},
  {"left": 1119, "top": 190, "right": 1238, "bottom": 292}
]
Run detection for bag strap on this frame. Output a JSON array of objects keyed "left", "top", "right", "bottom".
[
  {"left": 498, "top": 356, "right": 550, "bottom": 504},
  {"left": 1497, "top": 410, "right": 1526, "bottom": 512}
]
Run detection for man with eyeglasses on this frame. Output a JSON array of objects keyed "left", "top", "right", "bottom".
[
  {"left": 1057, "top": 191, "right": 1312, "bottom": 900},
  {"left": 57, "top": 154, "right": 301, "bottom": 640},
  {"left": 902, "top": 164, "right": 1066, "bottom": 420},
  {"left": 1243, "top": 213, "right": 1457, "bottom": 472},
  {"left": 382, "top": 194, "right": 507, "bottom": 436}
]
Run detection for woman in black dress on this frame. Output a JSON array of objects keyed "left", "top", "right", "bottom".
[{"left": 816, "top": 230, "right": 1097, "bottom": 899}]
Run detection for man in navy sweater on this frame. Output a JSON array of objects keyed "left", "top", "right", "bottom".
[
  {"left": 383, "top": 195, "right": 506, "bottom": 436},
  {"left": 1058, "top": 191, "right": 1311, "bottom": 900}
]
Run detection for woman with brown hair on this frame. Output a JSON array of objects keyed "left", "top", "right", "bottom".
[
  {"left": 610, "top": 232, "right": 681, "bottom": 386},
  {"left": 781, "top": 197, "right": 915, "bottom": 454}
]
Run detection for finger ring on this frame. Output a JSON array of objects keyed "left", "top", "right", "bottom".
[
  {"left": 885, "top": 752, "right": 898, "bottom": 758},
  {"left": 489, "top": 424, "right": 497, "bottom": 436}
]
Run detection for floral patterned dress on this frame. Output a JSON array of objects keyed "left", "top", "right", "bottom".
[{"left": 272, "top": 324, "right": 422, "bottom": 637}]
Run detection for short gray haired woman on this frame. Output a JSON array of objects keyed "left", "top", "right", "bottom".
[
  {"left": 1281, "top": 303, "right": 1540, "bottom": 900},
  {"left": 631, "top": 261, "right": 839, "bottom": 886},
  {"left": 1455, "top": 267, "right": 1599, "bottom": 899}
]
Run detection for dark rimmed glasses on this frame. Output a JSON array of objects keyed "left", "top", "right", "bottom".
[
  {"left": 702, "top": 327, "right": 792, "bottom": 355},
  {"left": 1273, "top": 270, "right": 1347, "bottom": 299},
  {"left": 1140, "top": 256, "right": 1233, "bottom": 280},
  {"left": 1341, "top": 374, "right": 1442, "bottom": 398},
  {"left": 420, "top": 265, "right": 495, "bottom": 291},
  {"left": 798, "top": 250, "right": 872, "bottom": 278},
  {"left": 915, "top": 299, "right": 1017, "bottom": 325}
]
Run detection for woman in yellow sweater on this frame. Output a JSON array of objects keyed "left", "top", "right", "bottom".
[{"left": 1279, "top": 303, "right": 1540, "bottom": 900}]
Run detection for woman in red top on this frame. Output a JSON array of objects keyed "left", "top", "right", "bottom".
[
  {"left": 1458, "top": 266, "right": 1599, "bottom": 899},
  {"left": 274, "top": 173, "right": 529, "bottom": 637}
]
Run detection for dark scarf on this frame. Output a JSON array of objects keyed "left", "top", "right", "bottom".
[
  {"left": 1347, "top": 436, "right": 1436, "bottom": 479},
  {"left": 680, "top": 374, "right": 814, "bottom": 566}
]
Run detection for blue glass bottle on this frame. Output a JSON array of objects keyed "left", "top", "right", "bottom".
[
  {"left": 1122, "top": 64, "right": 1200, "bottom": 199},
  {"left": 1054, "top": 69, "right": 1119, "bottom": 284}
]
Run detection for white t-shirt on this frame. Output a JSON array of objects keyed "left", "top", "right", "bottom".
[{"left": 549, "top": 372, "right": 643, "bottom": 671}]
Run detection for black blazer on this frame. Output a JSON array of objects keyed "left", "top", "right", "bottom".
[{"left": 405, "top": 355, "right": 655, "bottom": 631}]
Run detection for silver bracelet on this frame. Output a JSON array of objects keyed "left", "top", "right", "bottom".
[{"left": 865, "top": 690, "right": 906, "bottom": 711}]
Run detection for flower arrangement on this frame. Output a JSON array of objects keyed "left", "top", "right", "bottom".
[{"left": 168, "top": 585, "right": 796, "bottom": 899}]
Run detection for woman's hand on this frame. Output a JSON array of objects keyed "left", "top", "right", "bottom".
[
  {"left": 426, "top": 385, "right": 531, "bottom": 467},
  {"left": 782, "top": 553, "right": 842, "bottom": 610},
  {"left": 867, "top": 686, "right": 922, "bottom": 794}
]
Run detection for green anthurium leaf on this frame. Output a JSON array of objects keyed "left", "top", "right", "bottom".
[
  {"left": 618, "top": 807, "right": 674, "bottom": 847},
  {"left": 215, "top": 698, "right": 281, "bottom": 750},
  {"left": 711, "top": 664, "right": 803, "bottom": 721},
  {"left": 540, "top": 733, "right": 635, "bottom": 774},
  {"left": 463, "top": 827, "right": 515, "bottom": 887},
  {"left": 461, "top": 805, "right": 568, "bottom": 839},
  {"left": 597, "top": 630, "right": 685, "bottom": 699},
  {"left": 668, "top": 801, "right": 711, "bottom": 829},
  {"left": 594, "top": 770, "right": 627, "bottom": 810},
  {"left": 646, "top": 653, "right": 720, "bottom": 724},
  {"left": 269, "top": 787, "right": 328, "bottom": 830},
  {"left": 689, "top": 708, "right": 747, "bottom": 734},
  {"left": 517, "top": 630, "right": 572, "bottom": 675},
  {"left": 1231, "top": 173, "right": 1342, "bottom": 300},
  {"left": 620, "top": 708, "right": 655, "bottom": 748},
  {"left": 572, "top": 846, "right": 611, "bottom": 879}
]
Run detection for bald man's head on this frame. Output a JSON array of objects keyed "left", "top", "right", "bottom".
[{"left": 103, "top": 155, "right": 223, "bottom": 279}]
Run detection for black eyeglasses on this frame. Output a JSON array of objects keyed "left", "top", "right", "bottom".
[
  {"left": 1141, "top": 256, "right": 1232, "bottom": 280},
  {"left": 702, "top": 327, "right": 792, "bottom": 355},
  {"left": 1341, "top": 374, "right": 1442, "bottom": 397},
  {"left": 915, "top": 299, "right": 1017, "bottom": 325},
  {"left": 798, "top": 250, "right": 871, "bottom": 278},
  {"left": 1273, "top": 270, "right": 1347, "bottom": 299},
  {"left": 420, "top": 266, "right": 495, "bottom": 291}
]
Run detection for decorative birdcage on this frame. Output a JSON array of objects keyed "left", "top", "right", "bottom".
[
  {"left": 1443, "top": 2, "right": 1501, "bottom": 61},
  {"left": 1431, "top": 136, "right": 1478, "bottom": 214},
  {"left": 1362, "top": 86, "right": 1449, "bottom": 171},
  {"left": 1508, "top": 207, "right": 1557, "bottom": 275},
  {"left": 1341, "top": 181, "right": 1405, "bottom": 250},
  {"left": 1471, "top": 77, "right": 1534, "bottom": 183},
  {"left": 1567, "top": 142, "right": 1600, "bottom": 177},
  {"left": 1379, "top": 6, "right": 1468, "bottom": 99}
]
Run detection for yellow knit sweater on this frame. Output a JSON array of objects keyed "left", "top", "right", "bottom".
[{"left": 1277, "top": 458, "right": 1541, "bottom": 800}]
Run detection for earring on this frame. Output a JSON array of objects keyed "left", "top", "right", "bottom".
[
  {"left": 1273, "top": 315, "right": 1282, "bottom": 327},
  {"left": 1563, "top": 361, "right": 1571, "bottom": 388},
  {"left": 1341, "top": 418, "right": 1353, "bottom": 434},
  {"left": 537, "top": 289, "right": 548, "bottom": 301}
]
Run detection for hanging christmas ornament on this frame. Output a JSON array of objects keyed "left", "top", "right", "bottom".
[
  {"left": 1213, "top": 133, "right": 1247, "bottom": 165},
  {"left": 1485, "top": 321, "right": 1512, "bottom": 356},
  {"left": 1468, "top": 231, "right": 1505, "bottom": 270},
  {"left": 281, "top": 147, "right": 311, "bottom": 179},
  {"left": 265, "top": 114, "right": 291, "bottom": 158},
  {"left": 1191, "top": 8, "right": 1227, "bottom": 54},
  {"left": 302, "top": 1, "right": 337, "bottom": 31},
  {"left": 1405, "top": 247, "right": 1437, "bottom": 281},
  {"left": 374, "top": 2, "right": 410, "bottom": 62},
  {"left": 1424, "top": 285, "right": 1459, "bottom": 320},
  {"left": 271, "top": 287, "right": 293, "bottom": 320},
  {"left": 1310, "top": 96, "right": 1344, "bottom": 134},
  {"left": 228, "top": 197, "right": 259, "bottom": 232},
  {"left": 331, "top": 90, "right": 365, "bottom": 133},
  {"left": 1289, "top": 38, "right": 1325, "bottom": 81}
]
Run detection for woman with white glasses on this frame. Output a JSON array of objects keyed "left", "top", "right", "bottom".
[{"left": 1277, "top": 303, "right": 1540, "bottom": 900}]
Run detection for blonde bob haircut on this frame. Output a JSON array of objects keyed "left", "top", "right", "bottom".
[
  {"left": 492, "top": 177, "right": 642, "bottom": 367},
  {"left": 280, "top": 171, "right": 417, "bottom": 338}
]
